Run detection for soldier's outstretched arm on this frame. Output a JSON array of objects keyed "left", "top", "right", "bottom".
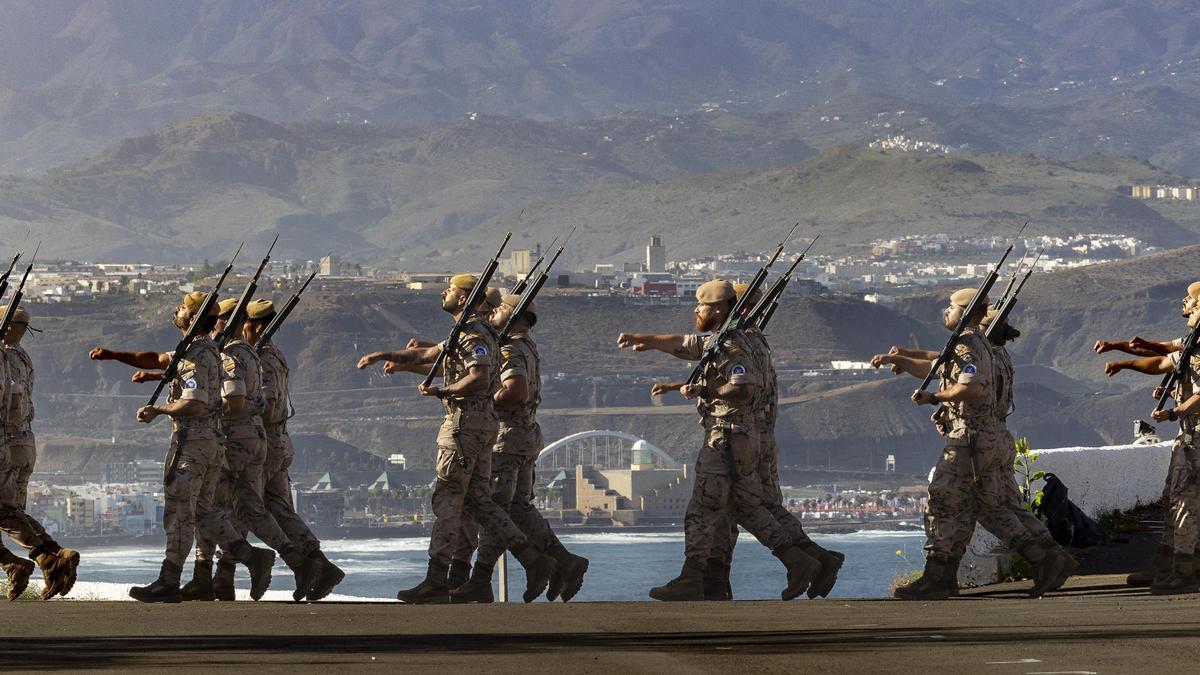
[
  {"left": 384, "top": 361, "right": 436, "bottom": 376},
  {"left": 890, "top": 346, "right": 938, "bottom": 360},
  {"left": 616, "top": 333, "right": 692, "bottom": 359},
  {"left": 913, "top": 382, "right": 983, "bottom": 406},
  {"left": 89, "top": 347, "right": 170, "bottom": 369},
  {"left": 357, "top": 344, "right": 441, "bottom": 370},
  {"left": 651, "top": 382, "right": 685, "bottom": 397},
  {"left": 1094, "top": 337, "right": 1175, "bottom": 357},
  {"left": 421, "top": 364, "right": 490, "bottom": 399},
  {"left": 871, "top": 352, "right": 931, "bottom": 379},
  {"left": 1104, "top": 355, "right": 1173, "bottom": 377}
]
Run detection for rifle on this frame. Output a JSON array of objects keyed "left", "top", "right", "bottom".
[
  {"left": 1155, "top": 321, "right": 1200, "bottom": 414},
  {"left": 216, "top": 235, "right": 278, "bottom": 350},
  {"left": 255, "top": 269, "right": 319, "bottom": 354},
  {"left": 916, "top": 232, "right": 1021, "bottom": 394},
  {"left": 984, "top": 248, "right": 1043, "bottom": 342},
  {"left": 752, "top": 235, "right": 819, "bottom": 330},
  {"left": 0, "top": 252, "right": 38, "bottom": 343},
  {"left": 422, "top": 232, "right": 513, "bottom": 389},
  {"left": 0, "top": 252, "right": 21, "bottom": 301},
  {"left": 511, "top": 234, "right": 559, "bottom": 296},
  {"left": 500, "top": 229, "right": 573, "bottom": 341},
  {"left": 684, "top": 222, "right": 799, "bottom": 386}
]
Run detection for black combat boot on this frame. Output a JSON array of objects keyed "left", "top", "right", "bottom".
[
  {"left": 227, "top": 539, "right": 275, "bottom": 601},
  {"left": 894, "top": 555, "right": 953, "bottom": 600},
  {"left": 1151, "top": 553, "right": 1200, "bottom": 595},
  {"left": 213, "top": 559, "right": 237, "bottom": 601},
  {"left": 802, "top": 543, "right": 846, "bottom": 599},
  {"left": 1128, "top": 545, "right": 1173, "bottom": 587},
  {"left": 447, "top": 559, "right": 472, "bottom": 589},
  {"left": 943, "top": 557, "right": 961, "bottom": 598},
  {"left": 279, "top": 546, "right": 318, "bottom": 603},
  {"left": 1023, "top": 542, "right": 1077, "bottom": 598},
  {"left": 396, "top": 559, "right": 451, "bottom": 604},
  {"left": 511, "top": 543, "right": 557, "bottom": 603},
  {"left": 649, "top": 558, "right": 707, "bottom": 601},
  {"left": 180, "top": 559, "right": 214, "bottom": 601},
  {"left": 129, "top": 560, "right": 183, "bottom": 603},
  {"left": 449, "top": 560, "right": 495, "bottom": 604},
  {"left": 1, "top": 547, "right": 34, "bottom": 601},
  {"left": 775, "top": 545, "right": 821, "bottom": 601},
  {"left": 305, "top": 548, "right": 346, "bottom": 602},
  {"left": 544, "top": 543, "right": 589, "bottom": 602},
  {"left": 703, "top": 558, "right": 732, "bottom": 601}
]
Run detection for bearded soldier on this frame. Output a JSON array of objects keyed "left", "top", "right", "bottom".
[
  {"left": 618, "top": 279, "right": 822, "bottom": 601},
  {"left": 168, "top": 298, "right": 322, "bottom": 601},
  {"left": 90, "top": 292, "right": 276, "bottom": 603},
  {"left": 358, "top": 275, "right": 557, "bottom": 604},
  {"left": 448, "top": 294, "right": 590, "bottom": 603},
  {"left": 872, "top": 288, "right": 1073, "bottom": 600}
]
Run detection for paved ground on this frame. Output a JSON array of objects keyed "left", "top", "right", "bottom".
[{"left": 2, "top": 575, "right": 1198, "bottom": 673}]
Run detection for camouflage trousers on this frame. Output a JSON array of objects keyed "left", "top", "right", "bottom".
[
  {"left": 711, "top": 425, "right": 814, "bottom": 564},
  {"left": 428, "top": 416, "right": 528, "bottom": 565},
  {"left": 196, "top": 427, "right": 293, "bottom": 561},
  {"left": 972, "top": 429, "right": 1055, "bottom": 552},
  {"left": 263, "top": 424, "right": 321, "bottom": 555},
  {"left": 0, "top": 442, "right": 50, "bottom": 554},
  {"left": 5, "top": 437, "right": 47, "bottom": 541},
  {"left": 1160, "top": 433, "right": 1200, "bottom": 556},
  {"left": 471, "top": 421, "right": 562, "bottom": 566},
  {"left": 163, "top": 433, "right": 243, "bottom": 567},
  {"left": 684, "top": 420, "right": 789, "bottom": 563}
]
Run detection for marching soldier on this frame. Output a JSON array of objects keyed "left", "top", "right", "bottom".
[
  {"left": 176, "top": 298, "right": 321, "bottom": 602},
  {"left": 89, "top": 292, "right": 276, "bottom": 603},
  {"left": 0, "top": 304, "right": 77, "bottom": 600},
  {"left": 618, "top": 279, "right": 822, "bottom": 601},
  {"left": 252, "top": 299, "right": 345, "bottom": 601},
  {"left": 871, "top": 288, "right": 1073, "bottom": 600},
  {"left": 1104, "top": 298, "right": 1200, "bottom": 594},
  {"left": 357, "top": 275, "right": 557, "bottom": 604},
  {"left": 1095, "top": 282, "right": 1200, "bottom": 359},
  {"left": 449, "top": 293, "right": 590, "bottom": 603}
]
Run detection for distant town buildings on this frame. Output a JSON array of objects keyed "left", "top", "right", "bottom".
[
  {"left": 646, "top": 235, "right": 666, "bottom": 273},
  {"left": 1131, "top": 185, "right": 1200, "bottom": 201}
]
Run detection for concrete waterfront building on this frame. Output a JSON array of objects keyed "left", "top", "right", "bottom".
[{"left": 572, "top": 444, "right": 693, "bottom": 525}]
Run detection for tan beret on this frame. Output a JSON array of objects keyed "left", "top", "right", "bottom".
[
  {"left": 0, "top": 305, "right": 29, "bottom": 324},
  {"left": 696, "top": 279, "right": 735, "bottom": 304},
  {"left": 450, "top": 274, "right": 477, "bottom": 290},
  {"left": 501, "top": 293, "right": 536, "bottom": 317},
  {"left": 1188, "top": 281, "right": 1200, "bottom": 300},
  {"left": 950, "top": 288, "right": 984, "bottom": 308},
  {"left": 182, "top": 291, "right": 218, "bottom": 317},
  {"left": 733, "top": 282, "right": 762, "bottom": 305},
  {"left": 217, "top": 298, "right": 239, "bottom": 318},
  {"left": 484, "top": 287, "right": 503, "bottom": 309},
  {"left": 246, "top": 299, "right": 275, "bottom": 320}
]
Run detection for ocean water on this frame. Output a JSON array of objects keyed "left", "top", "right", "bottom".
[{"left": 56, "top": 530, "right": 925, "bottom": 602}]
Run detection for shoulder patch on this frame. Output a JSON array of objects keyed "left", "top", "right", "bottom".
[
  {"left": 473, "top": 345, "right": 489, "bottom": 358},
  {"left": 963, "top": 364, "right": 977, "bottom": 375},
  {"left": 731, "top": 364, "right": 747, "bottom": 376},
  {"left": 184, "top": 378, "right": 198, "bottom": 390}
]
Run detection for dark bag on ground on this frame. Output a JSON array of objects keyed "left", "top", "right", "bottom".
[{"left": 1034, "top": 473, "right": 1105, "bottom": 548}]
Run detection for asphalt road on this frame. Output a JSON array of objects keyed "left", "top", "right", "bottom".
[{"left": 2, "top": 575, "right": 1197, "bottom": 673}]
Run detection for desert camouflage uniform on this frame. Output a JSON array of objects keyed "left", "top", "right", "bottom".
[
  {"left": 3, "top": 343, "right": 49, "bottom": 541},
  {"left": 1161, "top": 350, "right": 1200, "bottom": 556},
  {"left": 710, "top": 327, "right": 815, "bottom": 565},
  {"left": 925, "top": 327, "right": 1014, "bottom": 558},
  {"left": 473, "top": 333, "right": 563, "bottom": 566},
  {"left": 972, "top": 343, "right": 1056, "bottom": 549},
  {"left": 0, "top": 353, "right": 53, "bottom": 554},
  {"left": 427, "top": 315, "right": 528, "bottom": 566},
  {"left": 679, "top": 330, "right": 789, "bottom": 564},
  {"left": 259, "top": 341, "right": 321, "bottom": 555},
  {"left": 161, "top": 336, "right": 243, "bottom": 568},
  {"left": 196, "top": 339, "right": 292, "bottom": 562}
]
